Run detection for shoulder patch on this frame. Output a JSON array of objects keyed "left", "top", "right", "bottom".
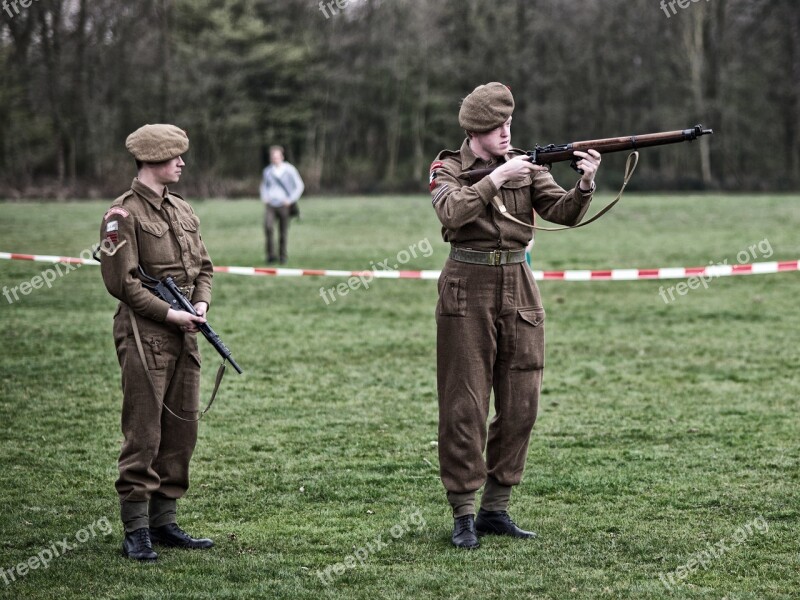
[
  {"left": 430, "top": 150, "right": 462, "bottom": 191},
  {"left": 104, "top": 190, "right": 134, "bottom": 219},
  {"left": 429, "top": 161, "right": 446, "bottom": 191},
  {"left": 104, "top": 207, "right": 130, "bottom": 220}
]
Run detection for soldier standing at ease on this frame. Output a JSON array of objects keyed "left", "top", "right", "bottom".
[
  {"left": 99, "top": 124, "right": 215, "bottom": 561},
  {"left": 430, "top": 83, "right": 601, "bottom": 549}
]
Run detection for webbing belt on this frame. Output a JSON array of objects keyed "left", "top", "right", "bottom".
[{"left": 450, "top": 247, "right": 527, "bottom": 266}]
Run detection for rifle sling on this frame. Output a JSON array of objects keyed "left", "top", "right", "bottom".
[
  {"left": 490, "top": 151, "right": 639, "bottom": 232},
  {"left": 128, "top": 305, "right": 226, "bottom": 422}
]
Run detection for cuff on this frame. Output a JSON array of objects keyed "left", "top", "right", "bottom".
[
  {"left": 143, "top": 296, "right": 171, "bottom": 323},
  {"left": 149, "top": 495, "right": 177, "bottom": 528},
  {"left": 192, "top": 287, "right": 212, "bottom": 308},
  {"left": 120, "top": 500, "right": 149, "bottom": 533},
  {"left": 578, "top": 180, "right": 596, "bottom": 196},
  {"left": 480, "top": 477, "right": 512, "bottom": 512},
  {"left": 447, "top": 490, "right": 477, "bottom": 518}
]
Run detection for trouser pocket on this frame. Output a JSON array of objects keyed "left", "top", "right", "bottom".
[
  {"left": 144, "top": 335, "right": 166, "bottom": 370},
  {"left": 437, "top": 275, "right": 466, "bottom": 317},
  {"left": 511, "top": 307, "right": 545, "bottom": 370},
  {"left": 181, "top": 350, "right": 202, "bottom": 413}
]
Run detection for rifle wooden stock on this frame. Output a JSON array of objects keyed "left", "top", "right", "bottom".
[{"left": 465, "top": 124, "right": 713, "bottom": 184}]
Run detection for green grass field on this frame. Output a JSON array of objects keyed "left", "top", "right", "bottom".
[{"left": 0, "top": 193, "right": 798, "bottom": 599}]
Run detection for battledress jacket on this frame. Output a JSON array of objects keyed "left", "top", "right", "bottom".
[
  {"left": 430, "top": 139, "right": 595, "bottom": 249},
  {"left": 99, "top": 178, "right": 213, "bottom": 321}
]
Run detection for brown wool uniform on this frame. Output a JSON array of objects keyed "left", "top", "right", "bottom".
[
  {"left": 431, "top": 139, "right": 593, "bottom": 517},
  {"left": 100, "top": 178, "right": 213, "bottom": 532}
]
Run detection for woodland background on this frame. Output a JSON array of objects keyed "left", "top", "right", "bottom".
[{"left": 1, "top": 0, "right": 799, "bottom": 198}]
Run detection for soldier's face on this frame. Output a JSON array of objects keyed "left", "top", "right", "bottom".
[
  {"left": 149, "top": 156, "right": 185, "bottom": 185},
  {"left": 471, "top": 118, "right": 512, "bottom": 158}
]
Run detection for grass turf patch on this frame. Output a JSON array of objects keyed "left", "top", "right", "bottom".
[{"left": 0, "top": 193, "right": 798, "bottom": 599}]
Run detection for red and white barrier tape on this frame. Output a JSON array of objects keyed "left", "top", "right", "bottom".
[{"left": 1, "top": 251, "right": 798, "bottom": 281}]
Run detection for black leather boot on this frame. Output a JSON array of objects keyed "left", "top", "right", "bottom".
[
  {"left": 475, "top": 509, "right": 537, "bottom": 539},
  {"left": 451, "top": 514, "right": 480, "bottom": 549},
  {"left": 149, "top": 523, "right": 214, "bottom": 549},
  {"left": 122, "top": 527, "right": 158, "bottom": 561}
]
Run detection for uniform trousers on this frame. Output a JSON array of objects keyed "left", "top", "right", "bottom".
[
  {"left": 112, "top": 305, "right": 201, "bottom": 532},
  {"left": 436, "top": 257, "right": 545, "bottom": 517}
]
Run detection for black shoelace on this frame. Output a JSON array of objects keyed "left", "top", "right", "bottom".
[
  {"left": 133, "top": 528, "right": 152, "bottom": 548},
  {"left": 162, "top": 523, "right": 189, "bottom": 538},
  {"left": 500, "top": 513, "right": 518, "bottom": 527},
  {"left": 455, "top": 515, "right": 473, "bottom": 532}
]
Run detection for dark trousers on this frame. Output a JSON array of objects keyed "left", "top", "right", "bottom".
[
  {"left": 436, "top": 258, "right": 545, "bottom": 506},
  {"left": 265, "top": 204, "right": 290, "bottom": 262},
  {"left": 113, "top": 306, "right": 201, "bottom": 530}
]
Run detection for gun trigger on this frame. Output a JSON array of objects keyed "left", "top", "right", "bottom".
[{"left": 569, "top": 158, "right": 584, "bottom": 175}]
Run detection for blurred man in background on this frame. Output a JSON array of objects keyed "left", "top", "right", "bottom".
[{"left": 260, "top": 145, "right": 304, "bottom": 264}]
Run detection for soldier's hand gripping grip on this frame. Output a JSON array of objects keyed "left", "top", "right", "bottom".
[
  {"left": 161, "top": 276, "right": 243, "bottom": 374},
  {"left": 139, "top": 267, "right": 244, "bottom": 374}
]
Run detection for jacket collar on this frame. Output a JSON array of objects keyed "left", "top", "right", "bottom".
[
  {"left": 460, "top": 138, "right": 504, "bottom": 171},
  {"left": 131, "top": 178, "right": 171, "bottom": 210}
]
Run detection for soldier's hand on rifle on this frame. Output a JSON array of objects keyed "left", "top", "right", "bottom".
[
  {"left": 574, "top": 149, "right": 601, "bottom": 189},
  {"left": 166, "top": 308, "right": 207, "bottom": 333},
  {"left": 489, "top": 155, "right": 549, "bottom": 188},
  {"left": 194, "top": 302, "right": 208, "bottom": 318}
]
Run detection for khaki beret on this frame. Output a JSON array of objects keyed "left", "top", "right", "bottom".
[
  {"left": 458, "top": 82, "right": 515, "bottom": 133},
  {"left": 126, "top": 124, "right": 189, "bottom": 163}
]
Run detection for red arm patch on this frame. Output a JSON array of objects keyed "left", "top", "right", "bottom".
[
  {"left": 103, "top": 207, "right": 130, "bottom": 220},
  {"left": 429, "top": 161, "right": 447, "bottom": 191}
]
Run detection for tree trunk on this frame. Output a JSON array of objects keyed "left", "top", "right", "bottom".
[
  {"left": 157, "top": 0, "right": 172, "bottom": 120},
  {"left": 683, "top": 6, "right": 713, "bottom": 186},
  {"left": 789, "top": 1, "right": 800, "bottom": 184}
]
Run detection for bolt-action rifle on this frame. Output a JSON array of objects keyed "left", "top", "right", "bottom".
[{"left": 465, "top": 124, "right": 713, "bottom": 183}]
